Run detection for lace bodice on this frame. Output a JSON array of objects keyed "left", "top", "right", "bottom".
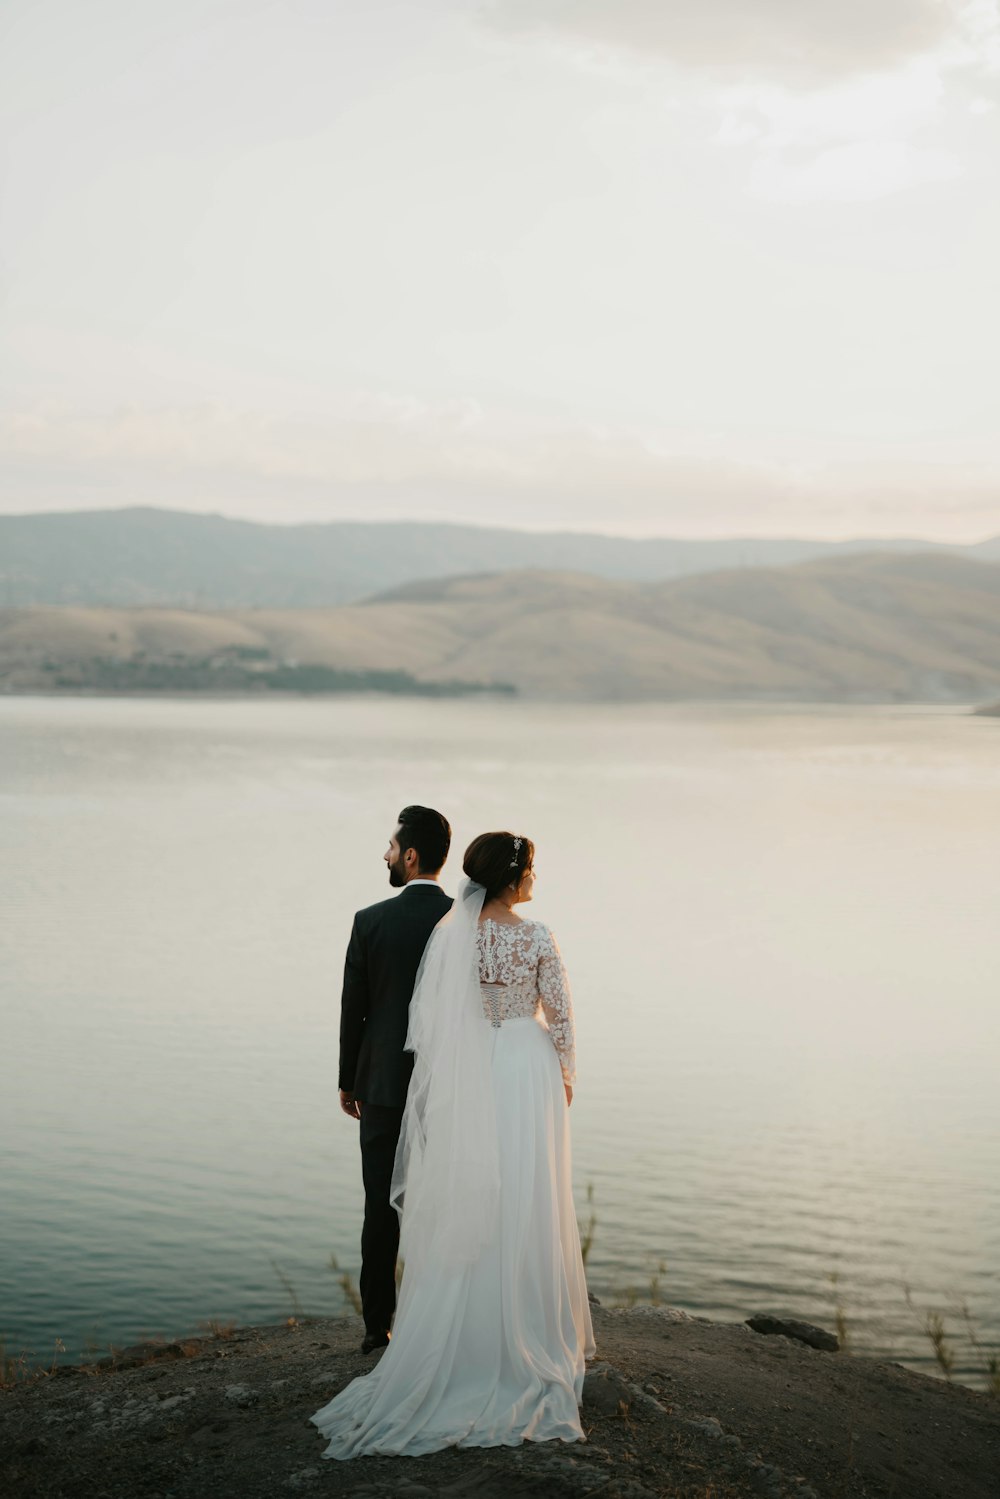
[{"left": 476, "top": 919, "right": 576, "bottom": 1085}]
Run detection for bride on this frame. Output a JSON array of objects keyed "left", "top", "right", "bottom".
[{"left": 310, "top": 830, "right": 595, "bottom": 1457}]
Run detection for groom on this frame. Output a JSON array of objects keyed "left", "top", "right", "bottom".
[{"left": 339, "top": 805, "right": 453, "bottom": 1353}]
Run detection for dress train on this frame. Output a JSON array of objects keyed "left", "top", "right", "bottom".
[{"left": 310, "top": 1015, "right": 595, "bottom": 1457}]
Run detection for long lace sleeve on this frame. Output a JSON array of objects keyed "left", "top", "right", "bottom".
[{"left": 537, "top": 927, "right": 576, "bottom": 1086}]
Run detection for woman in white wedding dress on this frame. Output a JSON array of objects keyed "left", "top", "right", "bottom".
[{"left": 310, "top": 831, "right": 595, "bottom": 1458}]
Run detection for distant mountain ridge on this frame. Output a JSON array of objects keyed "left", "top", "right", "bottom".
[
  {"left": 2, "top": 506, "right": 998, "bottom": 609},
  {"left": 4, "top": 550, "right": 1000, "bottom": 702}
]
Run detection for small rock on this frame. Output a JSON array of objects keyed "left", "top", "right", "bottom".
[
  {"left": 687, "top": 1416, "right": 724, "bottom": 1439},
  {"left": 746, "top": 1315, "right": 839, "bottom": 1352},
  {"left": 581, "top": 1364, "right": 633, "bottom": 1416},
  {"left": 629, "top": 1389, "right": 669, "bottom": 1420},
  {"left": 285, "top": 1467, "right": 320, "bottom": 1490},
  {"left": 156, "top": 1394, "right": 189, "bottom": 1413},
  {"left": 224, "top": 1383, "right": 258, "bottom": 1407},
  {"left": 606, "top": 1304, "right": 692, "bottom": 1323}
]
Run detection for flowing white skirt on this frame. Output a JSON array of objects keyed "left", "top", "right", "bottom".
[{"left": 310, "top": 1016, "right": 596, "bottom": 1458}]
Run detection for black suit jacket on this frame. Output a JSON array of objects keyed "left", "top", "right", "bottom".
[{"left": 339, "top": 883, "right": 453, "bottom": 1109}]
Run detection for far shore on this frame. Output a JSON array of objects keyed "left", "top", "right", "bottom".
[{"left": 1, "top": 686, "right": 997, "bottom": 711}]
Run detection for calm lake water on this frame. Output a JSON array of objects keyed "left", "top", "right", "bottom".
[{"left": 1, "top": 696, "right": 998, "bottom": 1389}]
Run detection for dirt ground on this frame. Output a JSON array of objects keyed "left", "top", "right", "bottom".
[{"left": 2, "top": 1303, "right": 998, "bottom": 1499}]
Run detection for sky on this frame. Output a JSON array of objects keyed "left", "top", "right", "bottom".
[{"left": 2, "top": 0, "right": 999, "bottom": 540}]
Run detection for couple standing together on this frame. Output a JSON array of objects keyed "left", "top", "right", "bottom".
[{"left": 310, "top": 805, "right": 595, "bottom": 1458}]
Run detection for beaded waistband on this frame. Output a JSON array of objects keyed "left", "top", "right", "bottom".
[{"left": 479, "top": 981, "right": 503, "bottom": 1028}]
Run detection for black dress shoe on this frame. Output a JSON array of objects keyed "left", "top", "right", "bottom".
[{"left": 360, "top": 1331, "right": 390, "bottom": 1354}]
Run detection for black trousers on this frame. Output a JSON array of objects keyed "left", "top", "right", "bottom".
[{"left": 358, "top": 1102, "right": 405, "bottom": 1337}]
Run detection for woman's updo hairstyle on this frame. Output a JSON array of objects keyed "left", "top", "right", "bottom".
[{"left": 463, "top": 831, "right": 535, "bottom": 901}]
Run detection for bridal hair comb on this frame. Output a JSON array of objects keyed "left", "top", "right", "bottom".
[{"left": 510, "top": 836, "right": 522, "bottom": 867}]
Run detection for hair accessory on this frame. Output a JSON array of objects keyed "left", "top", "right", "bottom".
[{"left": 510, "top": 836, "right": 522, "bottom": 867}]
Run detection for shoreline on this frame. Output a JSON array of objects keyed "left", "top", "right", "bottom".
[
  {"left": 0, "top": 686, "right": 994, "bottom": 709},
  {"left": 3, "top": 1305, "right": 998, "bottom": 1498}
]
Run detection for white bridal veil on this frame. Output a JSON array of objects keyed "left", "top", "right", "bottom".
[{"left": 389, "top": 878, "right": 500, "bottom": 1269}]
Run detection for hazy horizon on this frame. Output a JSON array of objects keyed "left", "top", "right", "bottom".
[{"left": 4, "top": 500, "right": 999, "bottom": 546}]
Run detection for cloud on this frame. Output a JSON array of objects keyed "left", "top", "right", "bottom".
[
  {"left": 0, "top": 401, "right": 788, "bottom": 503},
  {"left": 1, "top": 401, "right": 997, "bottom": 540},
  {"left": 717, "top": 56, "right": 951, "bottom": 152},
  {"left": 717, "top": 60, "right": 965, "bottom": 200},
  {"left": 486, "top": 1, "right": 1000, "bottom": 201},
  {"left": 746, "top": 137, "right": 960, "bottom": 201},
  {"left": 484, "top": 0, "right": 955, "bottom": 86}
]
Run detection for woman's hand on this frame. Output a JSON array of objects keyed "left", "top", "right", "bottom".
[{"left": 564, "top": 1082, "right": 574, "bottom": 1108}]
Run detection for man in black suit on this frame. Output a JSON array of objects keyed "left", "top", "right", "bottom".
[{"left": 339, "top": 805, "right": 453, "bottom": 1353}]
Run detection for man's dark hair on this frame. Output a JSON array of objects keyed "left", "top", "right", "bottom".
[{"left": 397, "top": 805, "right": 452, "bottom": 874}]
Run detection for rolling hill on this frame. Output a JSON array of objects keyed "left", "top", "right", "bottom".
[
  {"left": 3, "top": 551, "right": 1000, "bottom": 702},
  {"left": 2, "top": 506, "right": 999, "bottom": 609}
]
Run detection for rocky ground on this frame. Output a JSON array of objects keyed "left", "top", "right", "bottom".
[{"left": 2, "top": 1303, "right": 998, "bottom": 1499}]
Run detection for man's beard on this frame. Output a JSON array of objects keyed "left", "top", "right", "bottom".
[{"left": 387, "top": 856, "right": 407, "bottom": 887}]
